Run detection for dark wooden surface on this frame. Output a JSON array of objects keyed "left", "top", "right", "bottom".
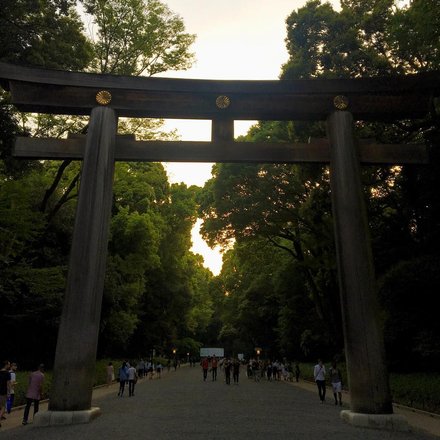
[
  {"left": 1, "top": 62, "right": 439, "bottom": 120},
  {"left": 328, "top": 111, "right": 393, "bottom": 414},
  {"left": 49, "top": 107, "right": 117, "bottom": 411},
  {"left": 14, "top": 136, "right": 428, "bottom": 164}
]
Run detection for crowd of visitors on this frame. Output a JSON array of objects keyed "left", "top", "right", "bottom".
[
  {"left": 115, "top": 359, "right": 168, "bottom": 397},
  {"left": 199, "top": 357, "right": 303, "bottom": 386},
  {"left": 0, "top": 353, "right": 343, "bottom": 430}
]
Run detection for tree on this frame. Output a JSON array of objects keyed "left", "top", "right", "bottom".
[
  {"left": 199, "top": 0, "right": 440, "bottom": 365},
  {"left": 0, "top": 0, "right": 207, "bottom": 362},
  {"left": 82, "top": 0, "right": 195, "bottom": 76},
  {"left": 0, "top": 0, "right": 93, "bottom": 70}
]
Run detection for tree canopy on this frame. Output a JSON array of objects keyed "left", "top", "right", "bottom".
[
  {"left": 0, "top": 0, "right": 215, "bottom": 367},
  {"left": 198, "top": 0, "right": 440, "bottom": 367},
  {"left": 1, "top": 0, "right": 439, "bottom": 371}
]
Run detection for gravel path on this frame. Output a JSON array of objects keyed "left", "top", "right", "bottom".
[{"left": 1, "top": 366, "right": 438, "bottom": 440}]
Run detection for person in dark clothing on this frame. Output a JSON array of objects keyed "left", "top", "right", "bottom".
[
  {"left": 232, "top": 359, "right": 240, "bottom": 384},
  {"left": 211, "top": 355, "right": 218, "bottom": 381},
  {"left": 0, "top": 360, "right": 11, "bottom": 427},
  {"left": 224, "top": 359, "right": 232, "bottom": 385},
  {"left": 117, "top": 362, "right": 129, "bottom": 397},
  {"left": 201, "top": 357, "right": 209, "bottom": 381},
  {"left": 295, "top": 362, "right": 301, "bottom": 382}
]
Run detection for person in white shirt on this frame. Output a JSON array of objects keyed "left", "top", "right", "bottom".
[
  {"left": 127, "top": 363, "right": 138, "bottom": 397},
  {"left": 313, "top": 359, "right": 326, "bottom": 403},
  {"left": 329, "top": 361, "right": 343, "bottom": 406}
]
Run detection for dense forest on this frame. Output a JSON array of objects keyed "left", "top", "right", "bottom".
[{"left": 1, "top": 0, "right": 439, "bottom": 372}]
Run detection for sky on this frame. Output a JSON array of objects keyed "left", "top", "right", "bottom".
[{"left": 156, "top": 0, "right": 340, "bottom": 274}]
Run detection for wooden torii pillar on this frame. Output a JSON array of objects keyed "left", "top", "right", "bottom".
[{"left": 1, "top": 62, "right": 439, "bottom": 428}]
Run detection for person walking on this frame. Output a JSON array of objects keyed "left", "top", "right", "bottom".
[
  {"left": 201, "top": 357, "right": 209, "bottom": 381},
  {"left": 156, "top": 363, "right": 163, "bottom": 379},
  {"left": 22, "top": 363, "right": 45, "bottom": 425},
  {"left": 232, "top": 359, "right": 240, "bottom": 384},
  {"left": 211, "top": 355, "right": 218, "bottom": 381},
  {"left": 329, "top": 361, "right": 343, "bottom": 406},
  {"left": 295, "top": 362, "right": 301, "bottom": 382},
  {"left": 6, "top": 362, "right": 17, "bottom": 414},
  {"left": 313, "top": 359, "right": 326, "bottom": 403},
  {"left": 137, "top": 359, "right": 145, "bottom": 379},
  {"left": 106, "top": 362, "right": 114, "bottom": 386},
  {"left": 117, "top": 361, "right": 129, "bottom": 397},
  {"left": 127, "top": 363, "right": 138, "bottom": 397},
  {"left": 224, "top": 358, "right": 232, "bottom": 385},
  {"left": 0, "top": 360, "right": 11, "bottom": 427}
]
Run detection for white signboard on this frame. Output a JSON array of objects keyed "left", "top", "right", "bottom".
[{"left": 200, "top": 347, "right": 224, "bottom": 358}]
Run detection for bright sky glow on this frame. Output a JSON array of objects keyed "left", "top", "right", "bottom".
[{"left": 157, "top": 0, "right": 340, "bottom": 274}]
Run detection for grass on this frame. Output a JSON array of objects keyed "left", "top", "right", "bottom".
[{"left": 297, "top": 362, "right": 440, "bottom": 414}]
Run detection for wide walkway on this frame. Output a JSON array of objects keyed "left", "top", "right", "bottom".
[{"left": 1, "top": 366, "right": 439, "bottom": 440}]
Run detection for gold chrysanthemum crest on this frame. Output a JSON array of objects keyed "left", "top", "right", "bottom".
[
  {"left": 96, "top": 90, "right": 112, "bottom": 105},
  {"left": 333, "top": 95, "right": 349, "bottom": 110},
  {"left": 216, "top": 95, "right": 231, "bottom": 109}
]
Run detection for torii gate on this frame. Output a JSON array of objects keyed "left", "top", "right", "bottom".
[{"left": 1, "top": 62, "right": 439, "bottom": 429}]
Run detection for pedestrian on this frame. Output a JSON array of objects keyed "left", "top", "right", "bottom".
[
  {"left": 224, "top": 358, "right": 231, "bottom": 385},
  {"left": 22, "top": 363, "right": 45, "bottom": 425},
  {"left": 211, "top": 355, "right": 218, "bottom": 381},
  {"left": 156, "top": 363, "right": 163, "bottom": 379},
  {"left": 127, "top": 363, "right": 137, "bottom": 397},
  {"left": 252, "top": 359, "right": 260, "bottom": 382},
  {"left": 266, "top": 361, "right": 272, "bottom": 381},
  {"left": 287, "top": 362, "right": 294, "bottom": 382},
  {"left": 137, "top": 359, "right": 145, "bottom": 379},
  {"left": 6, "top": 362, "right": 17, "bottom": 413},
  {"left": 329, "top": 361, "right": 343, "bottom": 406},
  {"left": 117, "top": 361, "right": 129, "bottom": 397},
  {"left": 295, "top": 362, "right": 301, "bottom": 382},
  {"left": 232, "top": 359, "right": 240, "bottom": 384},
  {"left": 149, "top": 362, "right": 155, "bottom": 379},
  {"left": 201, "top": 357, "right": 209, "bottom": 381},
  {"left": 0, "top": 360, "right": 11, "bottom": 427},
  {"left": 313, "top": 359, "right": 326, "bottom": 403},
  {"left": 106, "top": 362, "right": 114, "bottom": 386}
]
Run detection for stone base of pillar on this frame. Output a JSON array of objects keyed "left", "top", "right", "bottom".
[
  {"left": 341, "top": 410, "right": 409, "bottom": 431},
  {"left": 33, "top": 407, "right": 101, "bottom": 427}
]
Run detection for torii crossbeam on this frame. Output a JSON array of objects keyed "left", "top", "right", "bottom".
[{"left": 1, "top": 61, "right": 439, "bottom": 429}]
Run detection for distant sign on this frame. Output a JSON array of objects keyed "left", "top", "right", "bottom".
[
  {"left": 238, "top": 353, "right": 244, "bottom": 361},
  {"left": 200, "top": 347, "right": 224, "bottom": 358}
]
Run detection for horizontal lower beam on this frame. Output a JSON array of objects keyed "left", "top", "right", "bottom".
[{"left": 13, "top": 136, "right": 428, "bottom": 164}]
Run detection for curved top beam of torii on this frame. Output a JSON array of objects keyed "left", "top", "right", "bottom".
[{"left": 1, "top": 62, "right": 439, "bottom": 121}]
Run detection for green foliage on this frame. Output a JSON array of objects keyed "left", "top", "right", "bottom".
[
  {"left": 388, "top": 0, "right": 440, "bottom": 72},
  {"left": 198, "top": 0, "right": 440, "bottom": 368},
  {"left": 0, "top": 0, "right": 211, "bottom": 368},
  {"left": 390, "top": 373, "right": 440, "bottom": 413},
  {"left": 0, "top": 0, "right": 93, "bottom": 70},
  {"left": 379, "top": 256, "right": 440, "bottom": 371},
  {"left": 82, "top": 0, "right": 195, "bottom": 76}
]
